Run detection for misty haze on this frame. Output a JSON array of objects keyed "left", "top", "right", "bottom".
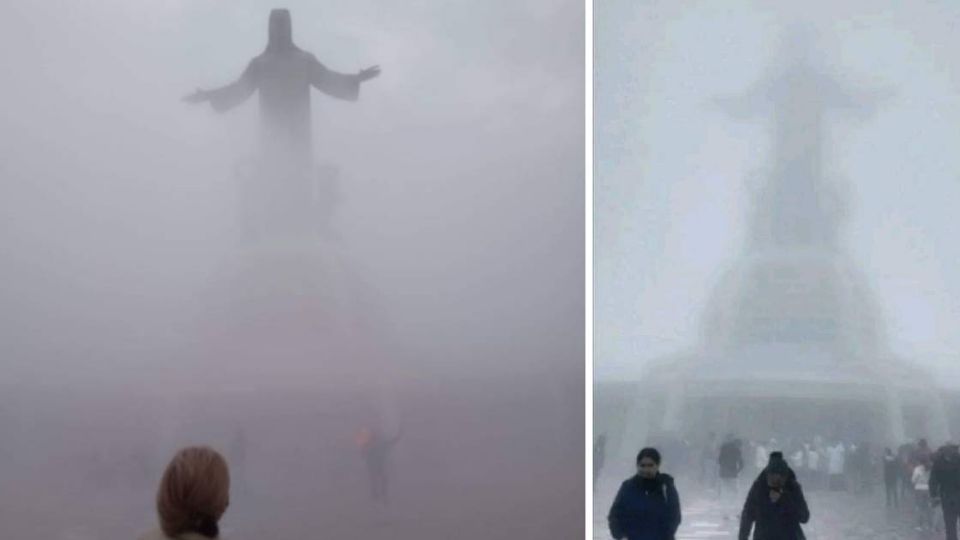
[
  {"left": 0, "top": 1, "right": 584, "bottom": 538},
  {"left": 595, "top": 2, "right": 960, "bottom": 540}
]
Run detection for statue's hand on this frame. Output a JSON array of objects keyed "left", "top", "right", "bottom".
[
  {"left": 182, "top": 88, "right": 209, "bottom": 104},
  {"left": 357, "top": 65, "right": 381, "bottom": 83}
]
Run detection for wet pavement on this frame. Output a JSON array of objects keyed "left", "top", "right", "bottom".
[{"left": 594, "top": 475, "right": 945, "bottom": 540}]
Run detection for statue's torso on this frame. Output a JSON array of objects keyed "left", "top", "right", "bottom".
[
  {"left": 251, "top": 50, "right": 316, "bottom": 152},
  {"left": 253, "top": 50, "right": 314, "bottom": 105}
]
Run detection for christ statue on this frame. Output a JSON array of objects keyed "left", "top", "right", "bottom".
[{"left": 183, "top": 8, "right": 380, "bottom": 239}]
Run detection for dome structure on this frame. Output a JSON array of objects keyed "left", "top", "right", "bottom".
[{"left": 608, "top": 35, "right": 950, "bottom": 471}]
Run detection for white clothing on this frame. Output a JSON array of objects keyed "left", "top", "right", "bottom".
[
  {"left": 828, "top": 444, "right": 846, "bottom": 475},
  {"left": 913, "top": 465, "right": 931, "bottom": 492}
]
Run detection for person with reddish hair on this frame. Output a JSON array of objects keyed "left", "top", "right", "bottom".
[{"left": 138, "top": 446, "right": 231, "bottom": 540}]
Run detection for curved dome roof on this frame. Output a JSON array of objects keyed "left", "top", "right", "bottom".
[{"left": 700, "top": 250, "right": 884, "bottom": 359}]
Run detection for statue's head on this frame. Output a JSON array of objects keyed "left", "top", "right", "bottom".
[{"left": 267, "top": 8, "right": 294, "bottom": 51}]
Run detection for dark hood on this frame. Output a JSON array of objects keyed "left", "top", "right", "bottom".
[
  {"left": 748, "top": 452, "right": 797, "bottom": 494},
  {"left": 765, "top": 452, "right": 793, "bottom": 477}
]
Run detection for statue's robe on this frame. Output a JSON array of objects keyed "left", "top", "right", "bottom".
[
  {"left": 203, "top": 10, "right": 362, "bottom": 239},
  {"left": 207, "top": 48, "right": 360, "bottom": 166}
]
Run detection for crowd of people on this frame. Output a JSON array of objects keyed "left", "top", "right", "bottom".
[
  {"left": 607, "top": 445, "right": 809, "bottom": 540},
  {"left": 141, "top": 432, "right": 960, "bottom": 539},
  {"left": 602, "top": 434, "right": 960, "bottom": 540},
  {"left": 700, "top": 433, "right": 878, "bottom": 498}
]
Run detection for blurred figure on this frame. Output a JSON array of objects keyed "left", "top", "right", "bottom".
[
  {"left": 850, "top": 441, "right": 871, "bottom": 494},
  {"left": 931, "top": 443, "right": 960, "bottom": 540},
  {"left": 739, "top": 452, "right": 809, "bottom": 540},
  {"left": 718, "top": 434, "right": 744, "bottom": 510},
  {"left": 138, "top": 446, "right": 231, "bottom": 540},
  {"left": 594, "top": 434, "right": 607, "bottom": 492},
  {"left": 915, "top": 438, "right": 934, "bottom": 467},
  {"left": 357, "top": 426, "right": 402, "bottom": 504},
  {"left": 608, "top": 447, "right": 682, "bottom": 540},
  {"left": 788, "top": 445, "right": 804, "bottom": 473},
  {"left": 913, "top": 459, "right": 933, "bottom": 532},
  {"left": 827, "top": 441, "right": 846, "bottom": 491},
  {"left": 804, "top": 443, "right": 821, "bottom": 491},
  {"left": 884, "top": 447, "right": 900, "bottom": 509},
  {"left": 899, "top": 442, "right": 915, "bottom": 501}
]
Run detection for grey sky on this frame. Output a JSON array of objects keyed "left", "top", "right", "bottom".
[
  {"left": 596, "top": 0, "right": 960, "bottom": 382},
  {"left": 0, "top": 0, "right": 584, "bottom": 390},
  {"left": 0, "top": 4, "right": 584, "bottom": 536}
]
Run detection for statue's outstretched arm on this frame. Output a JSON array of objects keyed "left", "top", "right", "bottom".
[
  {"left": 183, "top": 60, "right": 258, "bottom": 112},
  {"left": 309, "top": 55, "right": 379, "bottom": 101}
]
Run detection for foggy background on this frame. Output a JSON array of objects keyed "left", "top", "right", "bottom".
[
  {"left": 0, "top": 1, "right": 583, "bottom": 538},
  {"left": 595, "top": 0, "right": 960, "bottom": 383},
  {"left": 593, "top": 2, "right": 960, "bottom": 538}
]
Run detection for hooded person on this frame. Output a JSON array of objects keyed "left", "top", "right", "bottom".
[
  {"left": 748, "top": 452, "right": 797, "bottom": 484},
  {"left": 883, "top": 447, "right": 900, "bottom": 508},
  {"left": 739, "top": 452, "right": 809, "bottom": 540},
  {"left": 718, "top": 435, "right": 745, "bottom": 515},
  {"left": 608, "top": 447, "right": 682, "bottom": 540},
  {"left": 931, "top": 443, "right": 960, "bottom": 540}
]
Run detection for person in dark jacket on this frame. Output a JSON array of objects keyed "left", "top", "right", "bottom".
[
  {"left": 358, "top": 426, "right": 402, "bottom": 504},
  {"left": 899, "top": 443, "right": 915, "bottom": 500},
  {"left": 739, "top": 452, "right": 810, "bottom": 540},
  {"left": 718, "top": 435, "right": 745, "bottom": 510},
  {"left": 914, "top": 438, "right": 934, "bottom": 468},
  {"left": 883, "top": 447, "right": 900, "bottom": 509},
  {"left": 930, "top": 443, "right": 960, "bottom": 540},
  {"left": 608, "top": 447, "right": 682, "bottom": 540}
]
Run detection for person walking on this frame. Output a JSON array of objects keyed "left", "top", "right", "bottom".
[
  {"left": 358, "top": 426, "right": 402, "bottom": 504},
  {"left": 884, "top": 447, "right": 900, "bottom": 509},
  {"left": 931, "top": 443, "right": 960, "bottom": 540},
  {"left": 827, "top": 442, "right": 846, "bottom": 491},
  {"left": 608, "top": 447, "right": 682, "bottom": 540},
  {"left": 739, "top": 453, "right": 810, "bottom": 540},
  {"left": 719, "top": 435, "right": 745, "bottom": 499},
  {"left": 913, "top": 459, "right": 933, "bottom": 532}
]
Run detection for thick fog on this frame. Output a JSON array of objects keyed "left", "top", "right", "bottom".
[
  {"left": 594, "top": 2, "right": 960, "bottom": 539},
  {"left": 0, "top": 1, "right": 583, "bottom": 538},
  {"left": 596, "top": 0, "right": 960, "bottom": 382}
]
